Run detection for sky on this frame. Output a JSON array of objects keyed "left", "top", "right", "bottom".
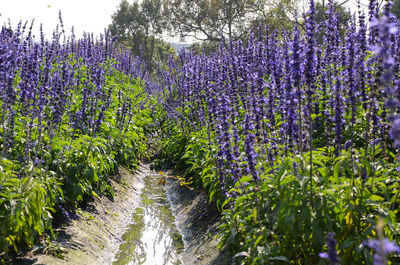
[
  {"left": 0, "top": 0, "right": 123, "bottom": 39},
  {"left": 0, "top": 0, "right": 368, "bottom": 43}
]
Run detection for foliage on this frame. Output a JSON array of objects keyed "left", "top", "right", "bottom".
[
  {"left": 218, "top": 147, "right": 400, "bottom": 264},
  {"left": 248, "top": 0, "right": 301, "bottom": 32},
  {"left": 0, "top": 158, "right": 61, "bottom": 259}
]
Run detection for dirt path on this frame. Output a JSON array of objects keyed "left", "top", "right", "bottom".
[{"left": 16, "top": 164, "right": 227, "bottom": 265}]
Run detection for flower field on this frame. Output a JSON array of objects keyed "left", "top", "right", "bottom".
[
  {"left": 156, "top": 0, "right": 400, "bottom": 264},
  {"left": 1, "top": 0, "right": 400, "bottom": 264},
  {"left": 0, "top": 17, "right": 160, "bottom": 261}
]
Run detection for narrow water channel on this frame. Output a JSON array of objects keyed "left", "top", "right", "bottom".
[{"left": 112, "top": 171, "right": 184, "bottom": 265}]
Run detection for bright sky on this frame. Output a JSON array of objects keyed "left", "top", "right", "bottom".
[
  {"left": 0, "top": 0, "right": 123, "bottom": 39},
  {"left": 0, "top": 0, "right": 369, "bottom": 43}
]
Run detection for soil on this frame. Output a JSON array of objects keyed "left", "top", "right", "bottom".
[
  {"left": 164, "top": 176, "right": 229, "bottom": 265},
  {"left": 15, "top": 164, "right": 228, "bottom": 265}
]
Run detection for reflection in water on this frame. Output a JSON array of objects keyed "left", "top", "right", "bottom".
[{"left": 112, "top": 173, "right": 184, "bottom": 265}]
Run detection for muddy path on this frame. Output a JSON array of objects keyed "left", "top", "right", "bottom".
[
  {"left": 16, "top": 164, "right": 227, "bottom": 265},
  {"left": 112, "top": 168, "right": 184, "bottom": 265}
]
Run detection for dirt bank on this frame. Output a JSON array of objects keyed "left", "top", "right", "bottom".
[
  {"left": 164, "top": 176, "right": 228, "bottom": 265},
  {"left": 16, "top": 165, "right": 146, "bottom": 265}
]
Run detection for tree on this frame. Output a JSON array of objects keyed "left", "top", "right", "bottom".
[
  {"left": 313, "top": 0, "right": 351, "bottom": 43},
  {"left": 164, "top": 0, "right": 256, "bottom": 42},
  {"left": 314, "top": 1, "right": 351, "bottom": 26},
  {"left": 109, "top": 0, "right": 145, "bottom": 50},
  {"left": 109, "top": 0, "right": 172, "bottom": 73},
  {"left": 248, "top": 0, "right": 301, "bottom": 32}
]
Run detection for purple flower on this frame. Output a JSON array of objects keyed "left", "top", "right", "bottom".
[
  {"left": 319, "top": 233, "right": 340, "bottom": 265},
  {"left": 390, "top": 116, "right": 400, "bottom": 146},
  {"left": 343, "top": 140, "right": 352, "bottom": 151},
  {"left": 365, "top": 239, "right": 400, "bottom": 265},
  {"left": 370, "top": 15, "right": 398, "bottom": 83},
  {"left": 111, "top": 36, "right": 118, "bottom": 43}
]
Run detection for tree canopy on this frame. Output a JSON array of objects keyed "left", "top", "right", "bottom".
[
  {"left": 164, "top": 0, "right": 257, "bottom": 42},
  {"left": 109, "top": 0, "right": 174, "bottom": 72},
  {"left": 109, "top": 0, "right": 354, "bottom": 60}
]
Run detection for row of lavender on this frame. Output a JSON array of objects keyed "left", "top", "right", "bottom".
[
  {"left": 164, "top": 0, "right": 396, "bottom": 184},
  {"left": 1, "top": 19, "right": 147, "bottom": 138},
  {"left": 1, "top": 20, "right": 147, "bottom": 156},
  {"left": 0, "top": 19, "right": 154, "bottom": 258},
  {"left": 159, "top": 0, "right": 400, "bottom": 263}
]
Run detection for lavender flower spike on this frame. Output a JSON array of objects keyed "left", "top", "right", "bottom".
[
  {"left": 319, "top": 233, "right": 340, "bottom": 265},
  {"left": 370, "top": 15, "right": 398, "bottom": 83}
]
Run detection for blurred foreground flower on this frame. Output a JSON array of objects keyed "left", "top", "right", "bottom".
[
  {"left": 364, "top": 218, "right": 400, "bottom": 265},
  {"left": 319, "top": 233, "right": 340, "bottom": 265},
  {"left": 365, "top": 239, "right": 400, "bottom": 265}
]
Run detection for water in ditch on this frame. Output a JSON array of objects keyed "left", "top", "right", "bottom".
[{"left": 112, "top": 171, "right": 184, "bottom": 265}]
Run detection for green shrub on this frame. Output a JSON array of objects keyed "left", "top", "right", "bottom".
[{"left": 0, "top": 158, "right": 61, "bottom": 257}]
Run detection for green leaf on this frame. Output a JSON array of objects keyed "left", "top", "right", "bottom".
[
  {"left": 252, "top": 207, "right": 257, "bottom": 222},
  {"left": 333, "top": 160, "right": 341, "bottom": 179},
  {"left": 369, "top": 194, "right": 384, "bottom": 202}
]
